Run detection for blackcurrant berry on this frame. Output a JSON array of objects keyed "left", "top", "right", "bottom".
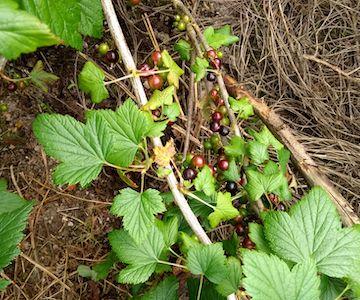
[
  {"left": 216, "top": 98, "right": 225, "bottom": 106},
  {"left": 148, "top": 75, "right": 163, "bottom": 90},
  {"left": 206, "top": 49, "right": 217, "bottom": 60},
  {"left": 105, "top": 50, "right": 119, "bottom": 63},
  {"left": 206, "top": 72, "right": 216, "bottom": 82},
  {"left": 212, "top": 111, "right": 223, "bottom": 122},
  {"left": 98, "top": 43, "right": 109, "bottom": 55},
  {"left": 235, "top": 223, "right": 246, "bottom": 235},
  {"left": 242, "top": 236, "right": 255, "bottom": 249},
  {"left": 218, "top": 159, "right": 229, "bottom": 171},
  {"left": 151, "top": 51, "right": 162, "bottom": 65},
  {"left": 210, "top": 121, "right": 221, "bottom": 132},
  {"left": 219, "top": 125, "right": 230, "bottom": 136},
  {"left": 209, "top": 89, "right": 219, "bottom": 100},
  {"left": 7, "top": 82, "right": 17, "bottom": 92},
  {"left": 183, "top": 167, "right": 197, "bottom": 180},
  {"left": 191, "top": 155, "right": 206, "bottom": 168},
  {"left": 211, "top": 58, "right": 222, "bottom": 69},
  {"left": 226, "top": 181, "right": 238, "bottom": 195}
]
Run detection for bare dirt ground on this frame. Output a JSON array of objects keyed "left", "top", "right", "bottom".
[{"left": 1, "top": 0, "right": 359, "bottom": 299}]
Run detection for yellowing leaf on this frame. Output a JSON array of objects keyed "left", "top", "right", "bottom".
[
  {"left": 153, "top": 139, "right": 176, "bottom": 167},
  {"left": 143, "top": 86, "right": 174, "bottom": 110}
]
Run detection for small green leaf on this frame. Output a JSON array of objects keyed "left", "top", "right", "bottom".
[
  {"left": 141, "top": 276, "right": 179, "bottom": 300},
  {"left": 0, "top": 6, "right": 59, "bottom": 60},
  {"left": 155, "top": 218, "right": 178, "bottom": 249},
  {"left": 77, "top": 265, "right": 98, "bottom": 281},
  {"left": 319, "top": 275, "right": 346, "bottom": 300},
  {"left": 222, "top": 233, "right": 240, "bottom": 257},
  {"left": 174, "top": 39, "right": 192, "bottom": 61},
  {"left": 194, "top": 165, "right": 216, "bottom": 196},
  {"left": 252, "top": 126, "right": 283, "bottom": 150},
  {"left": 208, "top": 192, "right": 238, "bottom": 228},
  {"left": 29, "top": 60, "right": 59, "bottom": 92},
  {"left": 277, "top": 148, "right": 290, "bottom": 174},
  {"left": 242, "top": 251, "right": 320, "bottom": 300},
  {"left": 180, "top": 232, "right": 201, "bottom": 254},
  {"left": 143, "top": 86, "right": 175, "bottom": 110},
  {"left": 111, "top": 188, "right": 166, "bottom": 244},
  {"left": 224, "top": 136, "right": 246, "bottom": 160},
  {"left": 216, "top": 257, "right": 242, "bottom": 296},
  {"left": 229, "top": 97, "right": 254, "bottom": 119},
  {"left": 161, "top": 50, "right": 184, "bottom": 88},
  {"left": 263, "top": 161, "right": 292, "bottom": 201},
  {"left": 248, "top": 223, "right": 272, "bottom": 254},
  {"left": 203, "top": 25, "right": 239, "bottom": 49},
  {"left": 78, "top": 61, "right": 109, "bottom": 104},
  {"left": 163, "top": 102, "right": 180, "bottom": 121},
  {"left": 223, "top": 159, "right": 240, "bottom": 182},
  {"left": 191, "top": 57, "right": 210, "bottom": 81},
  {"left": 245, "top": 169, "right": 284, "bottom": 201},
  {"left": 109, "top": 226, "right": 165, "bottom": 284},
  {"left": 247, "top": 140, "right": 269, "bottom": 165},
  {"left": 0, "top": 279, "right": 11, "bottom": 291},
  {"left": 187, "top": 278, "right": 225, "bottom": 300},
  {"left": 187, "top": 243, "right": 227, "bottom": 284},
  {"left": 92, "top": 252, "right": 118, "bottom": 281},
  {"left": 142, "top": 112, "right": 167, "bottom": 138}
]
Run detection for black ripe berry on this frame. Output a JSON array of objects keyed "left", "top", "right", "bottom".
[
  {"left": 218, "top": 159, "right": 229, "bottom": 171},
  {"left": 183, "top": 168, "right": 197, "bottom": 180},
  {"left": 210, "top": 121, "right": 221, "bottom": 132},
  {"left": 235, "top": 223, "right": 245, "bottom": 235},
  {"left": 105, "top": 50, "right": 119, "bottom": 63},
  {"left": 7, "top": 82, "right": 17, "bottom": 92},
  {"left": 206, "top": 72, "right": 216, "bottom": 82},
  {"left": 242, "top": 236, "right": 255, "bottom": 249},
  {"left": 226, "top": 181, "right": 238, "bottom": 195},
  {"left": 219, "top": 125, "right": 230, "bottom": 136}
]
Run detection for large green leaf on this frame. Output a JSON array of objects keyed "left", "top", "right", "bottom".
[
  {"left": 193, "top": 165, "right": 216, "bottom": 196},
  {"left": 187, "top": 243, "right": 227, "bottom": 284},
  {"left": 111, "top": 188, "right": 166, "bottom": 244},
  {"left": 247, "top": 140, "right": 269, "bottom": 165},
  {"left": 79, "top": 0, "right": 103, "bottom": 38},
  {"left": 242, "top": 251, "right": 320, "bottom": 300},
  {"left": 78, "top": 61, "right": 108, "bottom": 104},
  {"left": 155, "top": 218, "right": 178, "bottom": 249},
  {"left": 109, "top": 227, "right": 165, "bottom": 284},
  {"left": 0, "top": 201, "right": 34, "bottom": 270},
  {"left": 33, "top": 112, "right": 112, "bottom": 187},
  {"left": 191, "top": 57, "right": 209, "bottom": 82},
  {"left": 0, "top": 5, "right": 59, "bottom": 60},
  {"left": 208, "top": 192, "right": 238, "bottom": 228},
  {"left": 216, "top": 257, "right": 242, "bottom": 296},
  {"left": 203, "top": 25, "right": 239, "bottom": 49},
  {"left": 141, "top": 276, "right": 179, "bottom": 300},
  {"left": 264, "top": 187, "right": 360, "bottom": 279}
]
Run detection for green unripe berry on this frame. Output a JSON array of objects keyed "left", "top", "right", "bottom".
[
  {"left": 217, "top": 51, "right": 223, "bottom": 58},
  {"left": 210, "top": 134, "right": 220, "bottom": 146},
  {"left": 182, "top": 15, "right": 190, "bottom": 23},
  {"left": 175, "top": 14, "right": 181, "bottom": 21},
  {"left": 0, "top": 103, "right": 8, "bottom": 112},
  {"left": 220, "top": 117, "right": 230, "bottom": 126},
  {"left": 98, "top": 43, "right": 110, "bottom": 56},
  {"left": 204, "top": 140, "right": 212, "bottom": 150},
  {"left": 218, "top": 105, "right": 227, "bottom": 115},
  {"left": 177, "top": 21, "right": 186, "bottom": 31}
]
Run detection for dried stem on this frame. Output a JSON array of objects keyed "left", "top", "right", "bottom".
[{"left": 101, "top": 0, "right": 211, "bottom": 244}]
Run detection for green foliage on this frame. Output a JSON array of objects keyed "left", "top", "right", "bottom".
[
  {"left": 140, "top": 276, "right": 179, "bottom": 300},
  {"left": 77, "top": 252, "right": 118, "bottom": 281},
  {"left": 224, "top": 136, "right": 246, "bottom": 160},
  {"left": 0, "top": 2, "right": 59, "bottom": 59},
  {"left": 163, "top": 102, "right": 181, "bottom": 121},
  {"left": 111, "top": 188, "right": 166, "bottom": 244},
  {"left": 264, "top": 187, "right": 360, "bottom": 279},
  {"left": 252, "top": 126, "right": 283, "bottom": 150},
  {"left": 208, "top": 192, "right": 238, "bottom": 228},
  {"left": 78, "top": 61, "right": 109, "bottom": 103},
  {"left": 247, "top": 140, "right": 269, "bottom": 165},
  {"left": 203, "top": 25, "right": 239, "bottom": 49},
  {"left": 161, "top": 50, "right": 184, "bottom": 88},
  {"left": 216, "top": 257, "right": 242, "bottom": 296},
  {"left": 0, "top": 279, "right": 11, "bottom": 291},
  {"left": 194, "top": 165, "right": 216, "bottom": 196},
  {"left": 187, "top": 243, "right": 227, "bottom": 284},
  {"left": 155, "top": 218, "right": 178, "bottom": 248},
  {"left": 191, "top": 57, "right": 209, "bottom": 81},
  {"left": 242, "top": 251, "right": 320, "bottom": 300},
  {"left": 248, "top": 223, "right": 271, "bottom": 254},
  {"left": 174, "top": 39, "right": 192, "bottom": 61},
  {"left": 144, "top": 86, "right": 174, "bottom": 110},
  {"left": 222, "top": 159, "right": 241, "bottom": 182},
  {"left": 29, "top": 60, "right": 59, "bottom": 92},
  {"left": 229, "top": 97, "right": 254, "bottom": 119},
  {"left": 187, "top": 278, "right": 225, "bottom": 300}
]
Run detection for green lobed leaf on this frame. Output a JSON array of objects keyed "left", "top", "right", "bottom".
[
  {"left": 29, "top": 60, "right": 59, "bottom": 92},
  {"left": 245, "top": 169, "right": 284, "bottom": 201},
  {"left": 33, "top": 112, "right": 112, "bottom": 187},
  {"left": 188, "top": 192, "right": 215, "bottom": 219},
  {"left": 92, "top": 252, "right": 118, "bottom": 281},
  {"left": 77, "top": 265, "right": 98, "bottom": 281},
  {"left": 0, "top": 279, "right": 11, "bottom": 291},
  {"left": 191, "top": 57, "right": 210, "bottom": 82},
  {"left": 224, "top": 136, "right": 246, "bottom": 161},
  {"left": 180, "top": 232, "right": 201, "bottom": 255},
  {"left": 277, "top": 148, "right": 290, "bottom": 174},
  {"left": 216, "top": 257, "right": 242, "bottom": 296},
  {"left": 78, "top": 61, "right": 109, "bottom": 104},
  {"left": 142, "top": 112, "right": 167, "bottom": 138},
  {"left": 141, "top": 276, "right": 179, "bottom": 300},
  {"left": 248, "top": 223, "right": 272, "bottom": 254},
  {"left": 187, "top": 243, "right": 227, "bottom": 284},
  {"left": 319, "top": 275, "right": 346, "bottom": 300},
  {"left": 203, "top": 25, "right": 239, "bottom": 49},
  {"left": 109, "top": 226, "right": 165, "bottom": 284},
  {"left": 252, "top": 126, "right": 283, "bottom": 150},
  {"left": 194, "top": 165, "right": 216, "bottom": 196},
  {"left": 111, "top": 188, "right": 166, "bottom": 244},
  {"left": 264, "top": 186, "right": 360, "bottom": 279},
  {"left": 163, "top": 102, "right": 180, "bottom": 121},
  {"left": 247, "top": 140, "right": 269, "bottom": 165},
  {"left": 0, "top": 5, "right": 59, "bottom": 60},
  {"left": 263, "top": 161, "right": 292, "bottom": 201},
  {"left": 208, "top": 192, "right": 238, "bottom": 228},
  {"left": 229, "top": 97, "right": 254, "bottom": 119},
  {"left": 161, "top": 50, "right": 184, "bottom": 88},
  {"left": 222, "top": 233, "right": 240, "bottom": 257},
  {"left": 242, "top": 251, "right": 320, "bottom": 300},
  {"left": 155, "top": 218, "right": 178, "bottom": 249},
  {"left": 143, "top": 86, "right": 175, "bottom": 110},
  {"left": 79, "top": 0, "right": 103, "bottom": 38},
  {"left": 0, "top": 188, "right": 27, "bottom": 214},
  {"left": 0, "top": 0, "right": 19, "bottom": 9},
  {"left": 0, "top": 201, "right": 34, "bottom": 270},
  {"left": 222, "top": 159, "right": 241, "bottom": 182},
  {"left": 174, "top": 39, "right": 192, "bottom": 61}
]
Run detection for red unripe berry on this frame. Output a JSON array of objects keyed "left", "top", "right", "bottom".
[
  {"left": 191, "top": 155, "right": 206, "bottom": 168},
  {"left": 148, "top": 75, "right": 163, "bottom": 90},
  {"left": 235, "top": 223, "right": 246, "bottom": 235},
  {"left": 218, "top": 159, "right": 229, "bottom": 171},
  {"left": 212, "top": 111, "right": 223, "bottom": 122},
  {"left": 139, "top": 63, "right": 151, "bottom": 72},
  {"left": 233, "top": 215, "right": 242, "bottom": 224},
  {"left": 151, "top": 51, "right": 162, "bottom": 65},
  {"left": 238, "top": 177, "right": 245, "bottom": 186},
  {"left": 210, "top": 121, "right": 221, "bottom": 132},
  {"left": 207, "top": 49, "right": 217, "bottom": 60},
  {"left": 209, "top": 89, "right": 219, "bottom": 100},
  {"left": 216, "top": 98, "right": 225, "bottom": 106},
  {"left": 207, "top": 164, "right": 216, "bottom": 176},
  {"left": 210, "top": 58, "right": 222, "bottom": 69},
  {"left": 152, "top": 109, "right": 161, "bottom": 118}
]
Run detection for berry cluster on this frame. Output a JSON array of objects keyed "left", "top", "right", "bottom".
[
  {"left": 206, "top": 49, "right": 223, "bottom": 70},
  {"left": 138, "top": 50, "right": 164, "bottom": 90},
  {"left": 233, "top": 215, "right": 257, "bottom": 250},
  {"left": 173, "top": 14, "right": 190, "bottom": 31},
  {"left": 97, "top": 42, "right": 120, "bottom": 64}
]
